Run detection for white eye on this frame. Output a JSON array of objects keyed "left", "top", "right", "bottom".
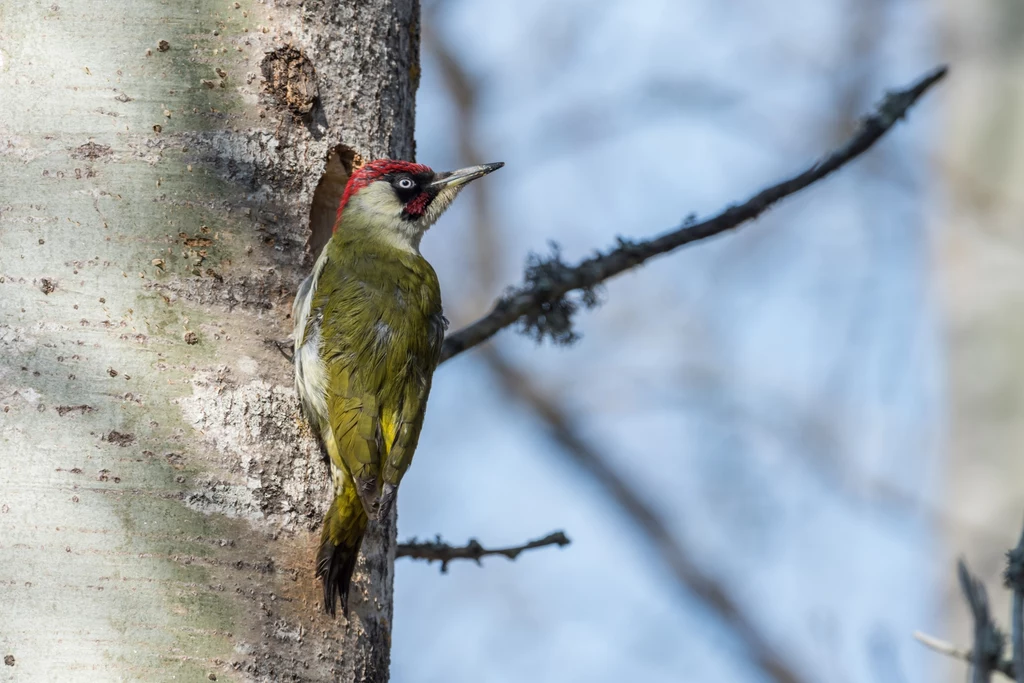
[{"left": 396, "top": 177, "right": 415, "bottom": 190}]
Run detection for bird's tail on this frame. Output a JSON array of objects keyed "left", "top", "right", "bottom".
[{"left": 316, "top": 480, "right": 368, "bottom": 617}]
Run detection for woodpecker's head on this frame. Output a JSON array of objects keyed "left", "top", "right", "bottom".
[{"left": 334, "top": 159, "right": 504, "bottom": 253}]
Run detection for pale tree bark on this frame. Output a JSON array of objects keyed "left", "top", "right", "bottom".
[
  {"left": 937, "top": 0, "right": 1024, "bottom": 675},
  {"left": 0, "top": 1, "right": 419, "bottom": 681}
]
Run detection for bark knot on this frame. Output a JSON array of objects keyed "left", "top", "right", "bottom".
[{"left": 261, "top": 47, "right": 318, "bottom": 118}]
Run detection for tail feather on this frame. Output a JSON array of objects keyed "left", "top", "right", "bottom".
[{"left": 316, "top": 486, "right": 368, "bottom": 617}]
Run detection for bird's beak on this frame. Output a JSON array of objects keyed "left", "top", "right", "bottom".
[{"left": 429, "top": 162, "right": 504, "bottom": 190}]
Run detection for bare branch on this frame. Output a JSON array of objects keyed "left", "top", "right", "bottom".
[
  {"left": 481, "top": 346, "right": 810, "bottom": 683},
  {"left": 397, "top": 531, "right": 570, "bottom": 573},
  {"left": 1003, "top": 522, "right": 1024, "bottom": 682},
  {"left": 915, "top": 524, "right": 1024, "bottom": 682},
  {"left": 960, "top": 558, "right": 1007, "bottom": 683},
  {"left": 914, "top": 632, "right": 1016, "bottom": 680},
  {"left": 440, "top": 65, "right": 948, "bottom": 363}
]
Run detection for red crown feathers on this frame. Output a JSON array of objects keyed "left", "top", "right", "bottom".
[{"left": 334, "top": 159, "right": 433, "bottom": 228}]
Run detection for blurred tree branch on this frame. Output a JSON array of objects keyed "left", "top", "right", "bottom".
[
  {"left": 439, "top": 65, "right": 948, "bottom": 363},
  {"left": 480, "top": 346, "right": 808, "bottom": 683},
  {"left": 397, "top": 531, "right": 570, "bottom": 573},
  {"left": 671, "top": 358, "right": 1011, "bottom": 552},
  {"left": 424, "top": 34, "right": 953, "bottom": 683},
  {"left": 431, "top": 28, "right": 805, "bottom": 674},
  {"left": 423, "top": 24, "right": 501, "bottom": 299}
]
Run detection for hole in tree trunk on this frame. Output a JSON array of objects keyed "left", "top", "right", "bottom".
[{"left": 307, "top": 145, "right": 362, "bottom": 260}]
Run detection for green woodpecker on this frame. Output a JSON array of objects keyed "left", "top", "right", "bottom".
[{"left": 293, "top": 158, "right": 503, "bottom": 615}]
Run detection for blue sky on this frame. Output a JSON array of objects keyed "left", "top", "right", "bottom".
[{"left": 392, "top": 1, "right": 945, "bottom": 681}]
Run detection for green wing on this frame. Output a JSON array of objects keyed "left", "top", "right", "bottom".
[
  {"left": 376, "top": 300, "right": 444, "bottom": 518},
  {"left": 327, "top": 383, "right": 383, "bottom": 512}
]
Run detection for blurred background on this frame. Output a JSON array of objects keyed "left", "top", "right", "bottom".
[{"left": 389, "top": 1, "right": 1024, "bottom": 681}]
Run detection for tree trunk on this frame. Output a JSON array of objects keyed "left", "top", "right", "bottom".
[{"left": 0, "top": 1, "right": 419, "bottom": 680}]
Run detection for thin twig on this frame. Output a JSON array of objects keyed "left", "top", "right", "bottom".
[
  {"left": 481, "top": 346, "right": 809, "bottom": 683},
  {"left": 396, "top": 531, "right": 570, "bottom": 573},
  {"left": 439, "top": 65, "right": 948, "bottom": 363},
  {"left": 914, "top": 632, "right": 1016, "bottom": 680},
  {"left": 1004, "top": 522, "right": 1024, "bottom": 683}
]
